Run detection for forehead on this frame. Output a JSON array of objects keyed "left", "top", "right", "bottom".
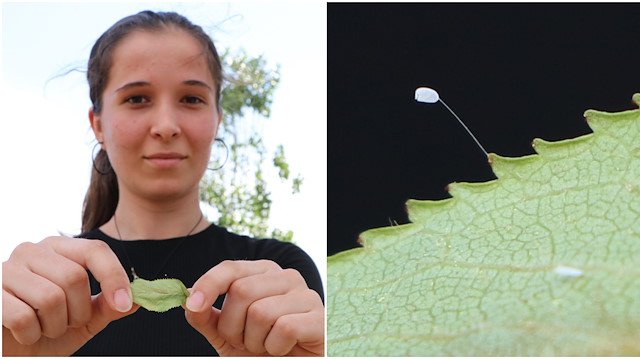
[{"left": 108, "top": 28, "right": 214, "bottom": 85}]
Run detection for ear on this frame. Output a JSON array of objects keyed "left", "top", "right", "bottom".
[
  {"left": 216, "top": 108, "right": 223, "bottom": 132},
  {"left": 212, "top": 108, "right": 223, "bottom": 141},
  {"left": 89, "top": 107, "right": 105, "bottom": 149}
]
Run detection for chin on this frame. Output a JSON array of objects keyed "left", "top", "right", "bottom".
[{"left": 141, "top": 180, "right": 199, "bottom": 201}]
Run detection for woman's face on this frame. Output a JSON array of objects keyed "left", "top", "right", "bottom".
[{"left": 90, "top": 28, "right": 220, "bottom": 202}]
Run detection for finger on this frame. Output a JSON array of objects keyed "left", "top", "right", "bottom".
[
  {"left": 3, "top": 262, "right": 68, "bottom": 339},
  {"left": 184, "top": 305, "right": 224, "bottom": 348},
  {"left": 186, "top": 307, "right": 256, "bottom": 356},
  {"left": 243, "top": 289, "right": 318, "bottom": 354},
  {"left": 84, "top": 292, "right": 139, "bottom": 339},
  {"left": 42, "top": 237, "right": 132, "bottom": 313},
  {"left": 44, "top": 293, "right": 140, "bottom": 356},
  {"left": 185, "top": 306, "right": 261, "bottom": 356},
  {"left": 264, "top": 307, "right": 325, "bottom": 356},
  {"left": 13, "top": 242, "right": 92, "bottom": 327},
  {"left": 2, "top": 289, "right": 41, "bottom": 345},
  {"left": 219, "top": 268, "right": 308, "bottom": 349},
  {"left": 186, "top": 260, "right": 281, "bottom": 313}
]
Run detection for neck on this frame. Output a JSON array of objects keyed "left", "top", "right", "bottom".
[{"left": 102, "top": 186, "right": 209, "bottom": 240}]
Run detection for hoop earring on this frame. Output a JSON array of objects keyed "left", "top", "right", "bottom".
[
  {"left": 208, "top": 138, "right": 229, "bottom": 171},
  {"left": 92, "top": 142, "right": 113, "bottom": 175}
]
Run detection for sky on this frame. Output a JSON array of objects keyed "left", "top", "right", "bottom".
[
  {"left": 327, "top": 3, "right": 640, "bottom": 255},
  {"left": 0, "top": 2, "right": 326, "bottom": 287}
]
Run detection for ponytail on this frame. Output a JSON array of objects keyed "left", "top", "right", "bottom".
[{"left": 81, "top": 148, "right": 118, "bottom": 233}]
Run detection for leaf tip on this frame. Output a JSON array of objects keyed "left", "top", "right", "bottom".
[
  {"left": 532, "top": 135, "right": 593, "bottom": 158},
  {"left": 489, "top": 152, "right": 539, "bottom": 179},
  {"left": 487, "top": 152, "right": 496, "bottom": 165},
  {"left": 584, "top": 97, "right": 640, "bottom": 137}
]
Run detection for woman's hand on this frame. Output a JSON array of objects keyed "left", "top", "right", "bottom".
[
  {"left": 2, "top": 236, "right": 138, "bottom": 356},
  {"left": 184, "top": 260, "right": 324, "bottom": 356}
]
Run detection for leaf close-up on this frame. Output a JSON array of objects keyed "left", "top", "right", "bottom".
[
  {"left": 327, "top": 94, "right": 640, "bottom": 356},
  {"left": 130, "top": 278, "right": 190, "bottom": 313}
]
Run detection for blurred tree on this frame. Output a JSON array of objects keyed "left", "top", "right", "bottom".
[{"left": 200, "top": 48, "right": 303, "bottom": 242}]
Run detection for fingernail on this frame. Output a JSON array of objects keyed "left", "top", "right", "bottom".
[
  {"left": 114, "top": 289, "right": 132, "bottom": 312},
  {"left": 186, "top": 291, "right": 204, "bottom": 312}
]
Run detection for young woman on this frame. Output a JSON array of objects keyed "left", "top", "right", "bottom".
[{"left": 2, "top": 11, "right": 324, "bottom": 356}]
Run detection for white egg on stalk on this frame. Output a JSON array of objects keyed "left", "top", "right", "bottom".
[
  {"left": 414, "top": 87, "right": 440, "bottom": 103},
  {"left": 414, "top": 86, "right": 488, "bottom": 158}
]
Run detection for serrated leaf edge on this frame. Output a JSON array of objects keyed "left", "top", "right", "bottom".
[{"left": 329, "top": 93, "right": 640, "bottom": 262}]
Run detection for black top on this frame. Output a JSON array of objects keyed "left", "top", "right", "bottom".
[{"left": 72, "top": 224, "right": 324, "bottom": 356}]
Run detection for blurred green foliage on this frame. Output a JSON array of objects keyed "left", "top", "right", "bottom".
[{"left": 200, "top": 48, "right": 301, "bottom": 242}]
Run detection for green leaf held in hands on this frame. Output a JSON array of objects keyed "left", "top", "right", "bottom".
[
  {"left": 327, "top": 94, "right": 640, "bottom": 356},
  {"left": 130, "top": 278, "right": 190, "bottom": 313}
]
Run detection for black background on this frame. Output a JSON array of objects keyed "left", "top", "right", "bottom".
[{"left": 327, "top": 3, "right": 640, "bottom": 256}]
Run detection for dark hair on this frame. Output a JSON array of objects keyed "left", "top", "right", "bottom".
[{"left": 82, "top": 10, "right": 223, "bottom": 233}]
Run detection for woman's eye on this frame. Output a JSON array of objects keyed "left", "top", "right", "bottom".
[
  {"left": 125, "top": 95, "right": 148, "bottom": 104},
  {"left": 182, "top": 96, "right": 204, "bottom": 105}
]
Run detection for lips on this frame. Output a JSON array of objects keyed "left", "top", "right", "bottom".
[{"left": 144, "top": 152, "right": 187, "bottom": 168}]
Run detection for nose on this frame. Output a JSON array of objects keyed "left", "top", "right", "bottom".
[{"left": 150, "top": 99, "right": 181, "bottom": 140}]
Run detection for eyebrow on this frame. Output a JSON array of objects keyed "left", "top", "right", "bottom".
[
  {"left": 182, "top": 79, "right": 213, "bottom": 92},
  {"left": 114, "top": 81, "right": 150, "bottom": 93},
  {"left": 114, "top": 80, "right": 213, "bottom": 93}
]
